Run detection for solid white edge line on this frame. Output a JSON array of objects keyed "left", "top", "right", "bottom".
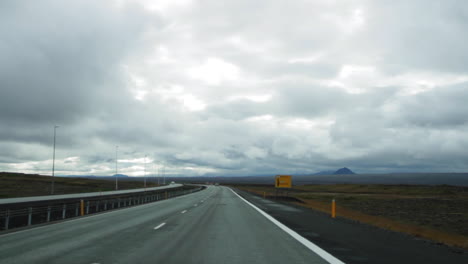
[
  {"left": 181, "top": 210, "right": 187, "bottom": 214},
  {"left": 229, "top": 188, "right": 345, "bottom": 264},
  {"left": 154, "top": 222, "right": 166, "bottom": 230}
]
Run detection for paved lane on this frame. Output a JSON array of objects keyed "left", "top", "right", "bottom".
[
  {"left": 0, "top": 186, "right": 335, "bottom": 264},
  {"left": 0, "top": 184, "right": 183, "bottom": 205}
]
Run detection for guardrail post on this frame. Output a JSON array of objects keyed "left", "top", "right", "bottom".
[
  {"left": 4, "top": 209, "right": 10, "bottom": 230},
  {"left": 27, "top": 207, "right": 32, "bottom": 226},
  {"left": 86, "top": 201, "right": 90, "bottom": 214},
  {"left": 96, "top": 201, "right": 99, "bottom": 212},
  {"left": 75, "top": 203, "right": 79, "bottom": 216},
  {"left": 47, "top": 206, "right": 51, "bottom": 222},
  {"left": 331, "top": 199, "right": 336, "bottom": 218},
  {"left": 104, "top": 201, "right": 107, "bottom": 211},
  {"left": 62, "top": 204, "right": 66, "bottom": 219}
]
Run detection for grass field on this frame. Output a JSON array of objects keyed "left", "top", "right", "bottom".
[
  {"left": 0, "top": 172, "right": 159, "bottom": 198},
  {"left": 232, "top": 183, "right": 468, "bottom": 250}
]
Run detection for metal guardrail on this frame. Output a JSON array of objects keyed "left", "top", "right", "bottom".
[{"left": 0, "top": 185, "right": 204, "bottom": 231}]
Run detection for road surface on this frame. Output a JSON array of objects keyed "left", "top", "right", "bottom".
[
  {"left": 0, "top": 186, "right": 338, "bottom": 264},
  {"left": 0, "top": 184, "right": 183, "bottom": 205},
  {"left": 236, "top": 189, "right": 467, "bottom": 264}
]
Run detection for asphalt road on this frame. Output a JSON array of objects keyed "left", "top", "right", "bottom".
[
  {"left": 0, "top": 184, "right": 183, "bottom": 205},
  {"left": 0, "top": 186, "right": 338, "bottom": 264},
  {"left": 236, "top": 189, "right": 468, "bottom": 264}
]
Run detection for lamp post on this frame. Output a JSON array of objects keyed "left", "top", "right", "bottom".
[
  {"left": 157, "top": 165, "right": 160, "bottom": 185},
  {"left": 51, "top": 125, "right": 59, "bottom": 195},
  {"left": 115, "top": 146, "right": 119, "bottom": 191},
  {"left": 152, "top": 163, "right": 155, "bottom": 185},
  {"left": 144, "top": 155, "right": 147, "bottom": 188}
]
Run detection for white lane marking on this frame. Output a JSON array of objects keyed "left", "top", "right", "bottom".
[
  {"left": 229, "top": 188, "right": 345, "bottom": 264},
  {"left": 181, "top": 210, "right": 187, "bottom": 214},
  {"left": 154, "top": 222, "right": 166, "bottom": 230},
  {"left": 0, "top": 186, "right": 207, "bottom": 238},
  {"left": 194, "top": 204, "right": 198, "bottom": 207}
]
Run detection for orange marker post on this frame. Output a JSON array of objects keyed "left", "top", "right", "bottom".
[
  {"left": 331, "top": 199, "right": 336, "bottom": 218},
  {"left": 80, "top": 200, "right": 85, "bottom": 216}
]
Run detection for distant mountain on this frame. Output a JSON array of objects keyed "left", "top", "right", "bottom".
[
  {"left": 333, "top": 167, "right": 355, "bottom": 175},
  {"left": 313, "top": 170, "right": 335, "bottom": 175},
  {"left": 112, "top": 174, "right": 129, "bottom": 178},
  {"left": 63, "top": 174, "right": 130, "bottom": 179}
]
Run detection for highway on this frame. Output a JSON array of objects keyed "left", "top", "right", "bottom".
[
  {"left": 0, "top": 184, "right": 184, "bottom": 205},
  {"left": 0, "top": 186, "right": 339, "bottom": 264}
]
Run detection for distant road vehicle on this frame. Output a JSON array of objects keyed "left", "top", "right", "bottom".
[{"left": 170, "top": 181, "right": 176, "bottom": 185}]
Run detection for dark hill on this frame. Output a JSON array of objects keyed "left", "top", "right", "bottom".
[{"left": 334, "top": 167, "right": 355, "bottom": 175}]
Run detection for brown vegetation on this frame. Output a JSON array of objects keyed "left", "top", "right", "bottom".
[
  {"left": 233, "top": 183, "right": 468, "bottom": 250},
  {"left": 0, "top": 172, "right": 158, "bottom": 198}
]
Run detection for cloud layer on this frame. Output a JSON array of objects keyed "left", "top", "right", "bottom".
[{"left": 1, "top": 0, "right": 468, "bottom": 176}]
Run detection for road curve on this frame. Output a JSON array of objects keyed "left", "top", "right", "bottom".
[{"left": 0, "top": 186, "right": 337, "bottom": 264}]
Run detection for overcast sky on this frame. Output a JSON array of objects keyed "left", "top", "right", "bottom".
[{"left": 1, "top": 0, "right": 468, "bottom": 177}]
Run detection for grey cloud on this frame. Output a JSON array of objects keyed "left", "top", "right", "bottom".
[
  {"left": 0, "top": 0, "right": 151, "bottom": 128},
  {"left": 2, "top": 0, "right": 468, "bottom": 176},
  {"left": 393, "top": 84, "right": 468, "bottom": 128}
]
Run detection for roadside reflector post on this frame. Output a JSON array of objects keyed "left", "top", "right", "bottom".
[
  {"left": 5, "top": 209, "right": 10, "bottom": 230},
  {"left": 331, "top": 199, "right": 336, "bottom": 218},
  {"left": 80, "top": 200, "right": 84, "bottom": 216},
  {"left": 47, "top": 206, "right": 51, "bottom": 222},
  {"left": 27, "top": 207, "right": 32, "bottom": 226},
  {"left": 62, "top": 204, "right": 66, "bottom": 219}
]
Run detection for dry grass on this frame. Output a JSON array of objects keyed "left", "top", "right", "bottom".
[
  {"left": 233, "top": 184, "right": 468, "bottom": 250},
  {"left": 0, "top": 172, "right": 159, "bottom": 198}
]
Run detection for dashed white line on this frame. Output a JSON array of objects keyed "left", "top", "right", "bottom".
[
  {"left": 181, "top": 210, "right": 187, "bottom": 214},
  {"left": 154, "top": 222, "right": 166, "bottom": 230},
  {"left": 194, "top": 204, "right": 198, "bottom": 207}
]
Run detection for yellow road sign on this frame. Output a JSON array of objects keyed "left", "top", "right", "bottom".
[{"left": 275, "top": 175, "right": 292, "bottom": 188}]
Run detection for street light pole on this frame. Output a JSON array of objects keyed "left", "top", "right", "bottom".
[
  {"left": 157, "top": 165, "right": 160, "bottom": 185},
  {"left": 152, "top": 163, "right": 155, "bottom": 185},
  {"left": 51, "top": 125, "right": 59, "bottom": 195},
  {"left": 115, "top": 146, "right": 119, "bottom": 190},
  {"left": 144, "top": 155, "right": 147, "bottom": 188}
]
